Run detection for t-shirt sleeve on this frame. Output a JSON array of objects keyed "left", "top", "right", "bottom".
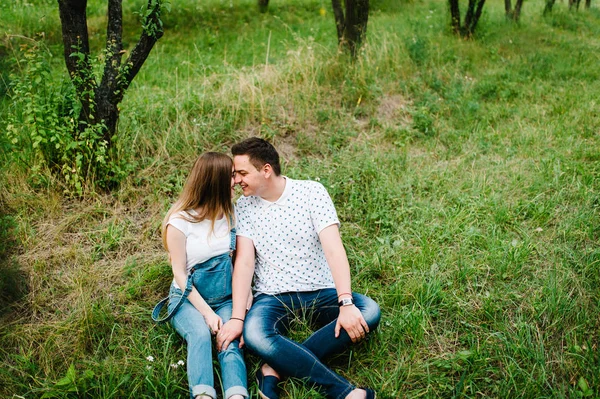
[
  {"left": 235, "top": 199, "right": 254, "bottom": 241},
  {"left": 309, "top": 182, "right": 340, "bottom": 234},
  {"left": 167, "top": 216, "right": 189, "bottom": 236}
]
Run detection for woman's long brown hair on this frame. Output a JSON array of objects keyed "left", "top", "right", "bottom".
[{"left": 161, "top": 152, "right": 234, "bottom": 251}]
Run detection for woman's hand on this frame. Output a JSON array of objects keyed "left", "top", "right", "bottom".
[{"left": 204, "top": 311, "right": 223, "bottom": 335}]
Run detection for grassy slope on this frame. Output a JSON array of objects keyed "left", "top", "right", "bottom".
[{"left": 1, "top": 0, "right": 599, "bottom": 397}]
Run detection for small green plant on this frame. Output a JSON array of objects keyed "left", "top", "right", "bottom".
[
  {"left": 41, "top": 364, "right": 95, "bottom": 398},
  {"left": 5, "top": 43, "right": 133, "bottom": 195}
]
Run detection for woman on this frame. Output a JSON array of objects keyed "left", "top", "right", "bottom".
[{"left": 156, "top": 152, "right": 248, "bottom": 399}]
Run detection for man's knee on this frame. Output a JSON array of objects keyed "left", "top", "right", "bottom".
[
  {"left": 242, "top": 315, "right": 274, "bottom": 355},
  {"left": 357, "top": 295, "right": 381, "bottom": 331}
]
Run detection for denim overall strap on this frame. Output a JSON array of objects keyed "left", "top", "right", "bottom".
[{"left": 151, "top": 220, "right": 236, "bottom": 324}]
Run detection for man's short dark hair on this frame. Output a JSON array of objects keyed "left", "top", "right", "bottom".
[{"left": 232, "top": 137, "right": 281, "bottom": 176}]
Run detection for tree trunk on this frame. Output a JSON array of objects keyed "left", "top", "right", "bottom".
[
  {"left": 344, "top": 0, "right": 369, "bottom": 56},
  {"left": 57, "top": 0, "right": 96, "bottom": 131},
  {"left": 585, "top": 0, "right": 591, "bottom": 7},
  {"left": 331, "top": 0, "right": 345, "bottom": 43},
  {"left": 96, "top": 0, "right": 123, "bottom": 142},
  {"left": 513, "top": 0, "right": 524, "bottom": 21},
  {"left": 58, "top": 0, "right": 164, "bottom": 144},
  {"left": 330, "top": 0, "right": 369, "bottom": 57},
  {"left": 463, "top": 0, "right": 485, "bottom": 37},
  {"left": 448, "top": 0, "right": 461, "bottom": 34},
  {"left": 505, "top": 0, "right": 513, "bottom": 18},
  {"left": 258, "top": 0, "right": 269, "bottom": 13},
  {"left": 544, "top": 0, "right": 556, "bottom": 14}
]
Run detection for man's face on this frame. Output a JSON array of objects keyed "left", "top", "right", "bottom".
[
  {"left": 233, "top": 155, "right": 265, "bottom": 197},
  {"left": 231, "top": 166, "right": 236, "bottom": 197}
]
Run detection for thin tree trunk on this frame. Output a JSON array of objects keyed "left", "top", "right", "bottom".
[
  {"left": 513, "top": 0, "right": 524, "bottom": 21},
  {"left": 258, "top": 0, "right": 269, "bottom": 13},
  {"left": 463, "top": 0, "right": 485, "bottom": 37},
  {"left": 331, "top": 0, "right": 368, "bottom": 56},
  {"left": 344, "top": 0, "right": 369, "bottom": 56},
  {"left": 448, "top": 0, "right": 461, "bottom": 34},
  {"left": 505, "top": 0, "right": 513, "bottom": 18},
  {"left": 470, "top": 0, "right": 486, "bottom": 34},
  {"left": 331, "top": 0, "right": 345, "bottom": 43},
  {"left": 96, "top": 0, "right": 123, "bottom": 141},
  {"left": 544, "top": 0, "right": 556, "bottom": 14},
  {"left": 57, "top": 0, "right": 96, "bottom": 131},
  {"left": 585, "top": 0, "right": 591, "bottom": 8}
]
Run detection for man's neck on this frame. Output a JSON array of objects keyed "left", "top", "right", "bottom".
[{"left": 260, "top": 175, "right": 286, "bottom": 202}]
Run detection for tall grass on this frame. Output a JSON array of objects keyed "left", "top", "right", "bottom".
[{"left": 1, "top": 0, "right": 599, "bottom": 397}]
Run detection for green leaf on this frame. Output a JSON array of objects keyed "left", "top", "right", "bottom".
[{"left": 578, "top": 376, "right": 589, "bottom": 392}]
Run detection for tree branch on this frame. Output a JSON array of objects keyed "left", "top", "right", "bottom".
[
  {"left": 99, "top": 0, "right": 123, "bottom": 104},
  {"left": 116, "top": 0, "right": 164, "bottom": 103}
]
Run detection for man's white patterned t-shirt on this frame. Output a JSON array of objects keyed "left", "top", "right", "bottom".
[{"left": 235, "top": 177, "right": 340, "bottom": 294}]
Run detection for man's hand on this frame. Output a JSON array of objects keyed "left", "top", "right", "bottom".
[
  {"left": 335, "top": 305, "right": 369, "bottom": 343},
  {"left": 216, "top": 319, "right": 244, "bottom": 351}
]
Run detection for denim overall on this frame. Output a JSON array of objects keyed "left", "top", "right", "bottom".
[{"left": 152, "top": 226, "right": 248, "bottom": 399}]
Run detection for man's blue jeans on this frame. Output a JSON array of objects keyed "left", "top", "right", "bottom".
[
  {"left": 243, "top": 288, "right": 381, "bottom": 399},
  {"left": 169, "top": 286, "right": 248, "bottom": 399}
]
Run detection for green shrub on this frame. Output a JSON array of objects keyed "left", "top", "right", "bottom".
[{"left": 5, "top": 43, "right": 133, "bottom": 195}]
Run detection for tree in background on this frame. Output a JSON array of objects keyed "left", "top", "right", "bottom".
[
  {"left": 257, "top": 0, "right": 369, "bottom": 56},
  {"left": 544, "top": 0, "right": 556, "bottom": 14},
  {"left": 569, "top": 0, "right": 593, "bottom": 9},
  {"left": 331, "top": 0, "right": 370, "bottom": 56},
  {"left": 448, "top": 0, "right": 486, "bottom": 37},
  {"left": 505, "top": 0, "right": 524, "bottom": 21},
  {"left": 569, "top": 0, "right": 582, "bottom": 9},
  {"left": 57, "top": 0, "right": 165, "bottom": 148},
  {"left": 258, "top": 0, "right": 269, "bottom": 12}
]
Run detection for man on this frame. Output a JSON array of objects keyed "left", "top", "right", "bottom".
[{"left": 217, "top": 138, "right": 380, "bottom": 399}]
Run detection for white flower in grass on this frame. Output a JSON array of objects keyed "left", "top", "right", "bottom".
[
  {"left": 146, "top": 365, "right": 152, "bottom": 370},
  {"left": 170, "top": 363, "right": 178, "bottom": 369},
  {"left": 177, "top": 360, "right": 185, "bottom": 366},
  {"left": 146, "top": 355, "right": 154, "bottom": 362}
]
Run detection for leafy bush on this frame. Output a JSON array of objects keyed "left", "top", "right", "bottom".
[{"left": 5, "top": 43, "right": 132, "bottom": 195}]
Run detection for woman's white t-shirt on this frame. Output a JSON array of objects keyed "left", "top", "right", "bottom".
[{"left": 167, "top": 210, "right": 231, "bottom": 289}]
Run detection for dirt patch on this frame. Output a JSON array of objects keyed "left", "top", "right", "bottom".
[{"left": 377, "top": 93, "right": 412, "bottom": 128}]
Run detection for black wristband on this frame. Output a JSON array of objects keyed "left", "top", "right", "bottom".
[{"left": 230, "top": 317, "right": 245, "bottom": 323}]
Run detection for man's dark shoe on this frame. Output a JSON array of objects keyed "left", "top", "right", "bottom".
[
  {"left": 256, "top": 369, "right": 281, "bottom": 399},
  {"left": 363, "top": 387, "right": 377, "bottom": 399}
]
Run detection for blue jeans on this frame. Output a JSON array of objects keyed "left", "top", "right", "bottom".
[
  {"left": 243, "top": 288, "right": 381, "bottom": 399},
  {"left": 169, "top": 285, "right": 248, "bottom": 399}
]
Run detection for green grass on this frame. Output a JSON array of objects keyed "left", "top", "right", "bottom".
[{"left": 1, "top": 0, "right": 600, "bottom": 397}]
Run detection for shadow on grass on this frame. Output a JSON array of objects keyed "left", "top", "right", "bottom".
[{"left": 0, "top": 203, "right": 27, "bottom": 316}]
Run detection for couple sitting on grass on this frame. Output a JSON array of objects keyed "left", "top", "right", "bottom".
[{"left": 153, "top": 138, "right": 381, "bottom": 399}]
